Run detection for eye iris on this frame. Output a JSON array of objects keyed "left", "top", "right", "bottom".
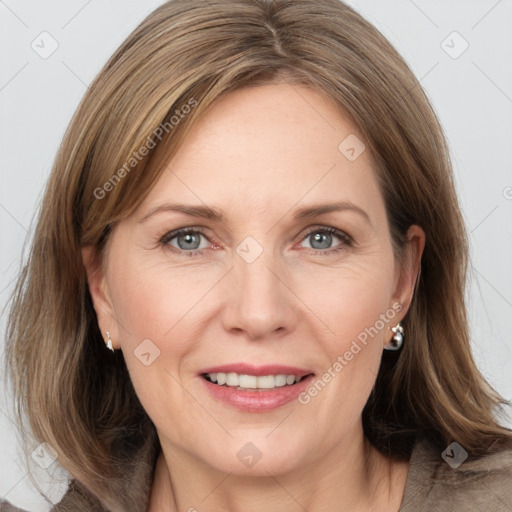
[
  {"left": 311, "top": 231, "right": 332, "bottom": 250},
  {"left": 177, "top": 232, "right": 201, "bottom": 250}
]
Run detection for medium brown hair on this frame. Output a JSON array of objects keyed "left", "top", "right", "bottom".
[{"left": 5, "top": 0, "right": 512, "bottom": 508}]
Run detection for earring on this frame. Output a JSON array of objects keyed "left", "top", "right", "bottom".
[
  {"left": 106, "top": 331, "right": 115, "bottom": 352},
  {"left": 384, "top": 322, "right": 404, "bottom": 351}
]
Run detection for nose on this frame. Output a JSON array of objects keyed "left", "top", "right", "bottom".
[{"left": 221, "top": 245, "right": 298, "bottom": 342}]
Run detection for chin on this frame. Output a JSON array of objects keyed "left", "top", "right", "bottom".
[{"left": 199, "top": 434, "right": 311, "bottom": 477}]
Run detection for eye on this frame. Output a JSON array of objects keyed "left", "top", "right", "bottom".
[
  {"left": 160, "top": 227, "right": 212, "bottom": 256},
  {"left": 299, "top": 226, "right": 352, "bottom": 255},
  {"left": 159, "top": 225, "right": 352, "bottom": 257}
]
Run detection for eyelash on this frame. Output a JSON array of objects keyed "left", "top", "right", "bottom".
[{"left": 159, "top": 226, "right": 353, "bottom": 257}]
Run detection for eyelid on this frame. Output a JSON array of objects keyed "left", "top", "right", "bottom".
[
  {"left": 160, "top": 226, "right": 208, "bottom": 244},
  {"left": 298, "top": 224, "right": 352, "bottom": 242}
]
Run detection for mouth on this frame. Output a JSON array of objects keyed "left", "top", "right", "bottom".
[{"left": 197, "top": 364, "right": 316, "bottom": 411}]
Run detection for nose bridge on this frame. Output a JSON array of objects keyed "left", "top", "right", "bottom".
[
  {"left": 237, "top": 242, "right": 277, "bottom": 295},
  {"left": 223, "top": 235, "right": 295, "bottom": 339}
]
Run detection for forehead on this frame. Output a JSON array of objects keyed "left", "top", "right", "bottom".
[{"left": 136, "top": 83, "right": 384, "bottom": 224}]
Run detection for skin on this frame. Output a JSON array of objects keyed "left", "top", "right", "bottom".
[{"left": 83, "top": 83, "right": 425, "bottom": 512}]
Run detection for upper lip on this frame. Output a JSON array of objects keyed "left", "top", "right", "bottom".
[{"left": 198, "top": 363, "right": 314, "bottom": 378}]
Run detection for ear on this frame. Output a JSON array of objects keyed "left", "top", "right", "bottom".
[
  {"left": 82, "top": 246, "right": 120, "bottom": 349},
  {"left": 390, "top": 224, "right": 425, "bottom": 317}
]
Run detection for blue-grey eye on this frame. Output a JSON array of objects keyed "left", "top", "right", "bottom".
[
  {"left": 165, "top": 229, "right": 208, "bottom": 251},
  {"left": 301, "top": 228, "right": 345, "bottom": 251}
]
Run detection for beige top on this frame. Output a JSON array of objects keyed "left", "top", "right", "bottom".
[
  {"left": 398, "top": 437, "right": 512, "bottom": 511},
  {"left": 2, "top": 436, "right": 511, "bottom": 511}
]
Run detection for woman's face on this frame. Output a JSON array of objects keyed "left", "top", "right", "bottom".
[{"left": 86, "top": 83, "right": 423, "bottom": 476}]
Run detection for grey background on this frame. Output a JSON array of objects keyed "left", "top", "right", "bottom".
[{"left": 1, "top": 0, "right": 511, "bottom": 510}]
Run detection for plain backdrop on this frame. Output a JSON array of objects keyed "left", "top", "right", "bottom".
[{"left": 1, "top": 0, "right": 511, "bottom": 510}]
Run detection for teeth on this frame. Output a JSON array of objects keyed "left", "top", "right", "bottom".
[
  {"left": 226, "top": 372, "right": 238, "bottom": 386},
  {"left": 205, "top": 372, "right": 305, "bottom": 389},
  {"left": 239, "top": 374, "right": 258, "bottom": 388},
  {"left": 258, "top": 375, "right": 279, "bottom": 389},
  {"left": 274, "top": 375, "right": 287, "bottom": 387}
]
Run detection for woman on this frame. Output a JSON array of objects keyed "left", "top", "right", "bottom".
[{"left": 3, "top": 0, "right": 512, "bottom": 510}]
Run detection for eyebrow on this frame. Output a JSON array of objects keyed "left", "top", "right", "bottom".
[{"left": 139, "top": 201, "right": 371, "bottom": 225}]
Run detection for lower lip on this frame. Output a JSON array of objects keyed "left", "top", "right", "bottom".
[{"left": 199, "top": 374, "right": 315, "bottom": 412}]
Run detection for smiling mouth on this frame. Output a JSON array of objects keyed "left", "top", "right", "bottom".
[{"left": 202, "top": 372, "right": 313, "bottom": 391}]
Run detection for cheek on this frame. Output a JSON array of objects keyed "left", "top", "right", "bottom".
[
  {"left": 291, "top": 274, "right": 393, "bottom": 446},
  {"left": 294, "top": 250, "right": 396, "bottom": 412},
  {"left": 335, "top": 275, "right": 393, "bottom": 346},
  {"left": 300, "top": 251, "right": 396, "bottom": 353},
  {"left": 106, "top": 256, "right": 202, "bottom": 431},
  {"left": 107, "top": 250, "right": 210, "bottom": 346}
]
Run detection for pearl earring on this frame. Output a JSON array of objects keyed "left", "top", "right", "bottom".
[
  {"left": 106, "top": 331, "right": 115, "bottom": 352},
  {"left": 385, "top": 322, "right": 404, "bottom": 351}
]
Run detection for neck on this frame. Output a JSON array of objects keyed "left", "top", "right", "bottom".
[{"left": 148, "top": 426, "right": 408, "bottom": 512}]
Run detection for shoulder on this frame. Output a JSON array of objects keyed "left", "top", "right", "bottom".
[
  {"left": 0, "top": 480, "right": 106, "bottom": 512},
  {"left": 1, "top": 433, "right": 159, "bottom": 512},
  {"left": 49, "top": 480, "right": 107, "bottom": 511},
  {"left": 400, "top": 436, "right": 512, "bottom": 512}
]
